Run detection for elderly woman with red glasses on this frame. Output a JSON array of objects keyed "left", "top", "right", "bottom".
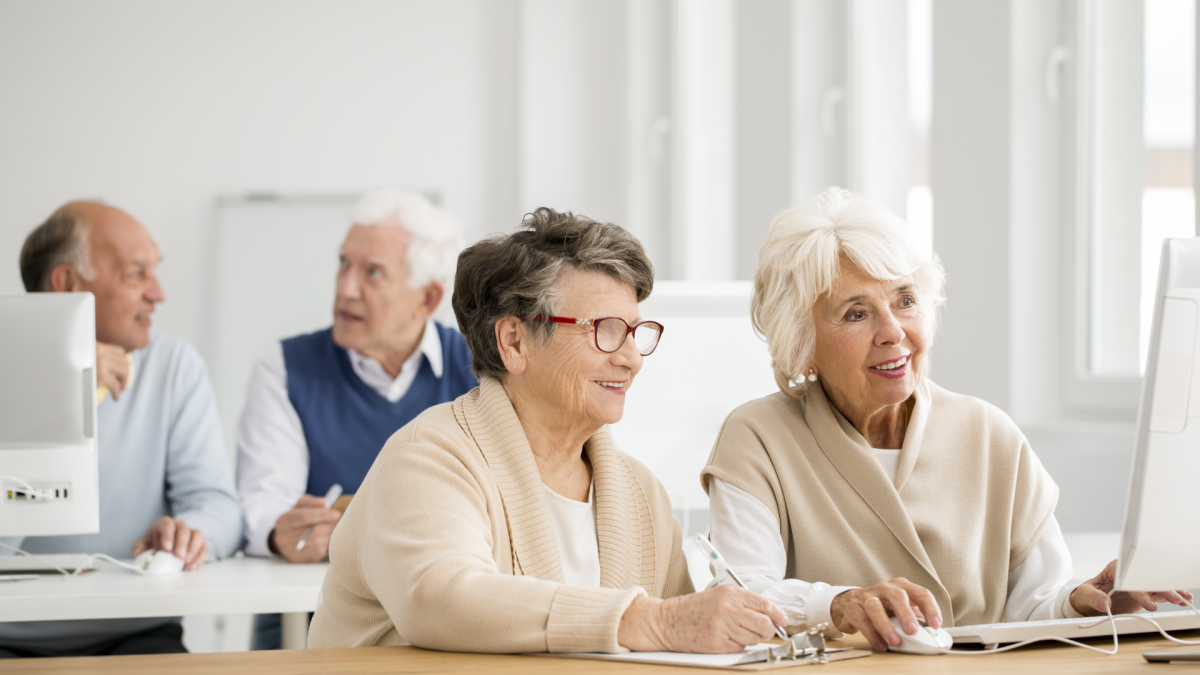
[{"left": 309, "top": 208, "right": 786, "bottom": 654}]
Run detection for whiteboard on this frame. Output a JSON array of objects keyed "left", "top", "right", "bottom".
[
  {"left": 211, "top": 195, "right": 360, "bottom": 460},
  {"left": 611, "top": 281, "right": 779, "bottom": 511}
]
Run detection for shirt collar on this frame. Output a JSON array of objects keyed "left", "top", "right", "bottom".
[{"left": 346, "top": 318, "right": 443, "bottom": 381}]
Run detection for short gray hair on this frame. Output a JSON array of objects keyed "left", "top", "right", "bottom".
[
  {"left": 20, "top": 202, "right": 97, "bottom": 292},
  {"left": 753, "top": 187, "right": 946, "bottom": 398},
  {"left": 349, "top": 189, "right": 462, "bottom": 289},
  {"left": 452, "top": 207, "right": 654, "bottom": 380}
]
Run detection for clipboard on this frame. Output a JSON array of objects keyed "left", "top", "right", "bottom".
[{"left": 539, "top": 646, "right": 871, "bottom": 670}]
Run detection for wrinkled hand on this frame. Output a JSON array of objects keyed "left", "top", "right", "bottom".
[
  {"left": 269, "top": 494, "right": 342, "bottom": 563},
  {"left": 96, "top": 343, "right": 130, "bottom": 401},
  {"left": 618, "top": 586, "right": 787, "bottom": 653},
  {"left": 830, "top": 577, "right": 942, "bottom": 653},
  {"left": 132, "top": 516, "right": 208, "bottom": 571},
  {"left": 1070, "top": 559, "right": 1194, "bottom": 616}
]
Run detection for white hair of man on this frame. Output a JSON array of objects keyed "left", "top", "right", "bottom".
[
  {"left": 348, "top": 188, "right": 463, "bottom": 289},
  {"left": 752, "top": 186, "right": 946, "bottom": 397}
]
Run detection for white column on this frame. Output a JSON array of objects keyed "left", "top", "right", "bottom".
[
  {"left": 930, "top": 0, "right": 1013, "bottom": 410},
  {"left": 674, "top": 0, "right": 736, "bottom": 281},
  {"left": 852, "top": 0, "right": 912, "bottom": 217},
  {"left": 791, "top": 0, "right": 847, "bottom": 206},
  {"left": 519, "top": 0, "right": 628, "bottom": 224},
  {"left": 625, "top": 0, "right": 674, "bottom": 276}
]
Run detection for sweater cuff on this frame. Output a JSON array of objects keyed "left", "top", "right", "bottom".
[{"left": 546, "top": 585, "right": 646, "bottom": 653}]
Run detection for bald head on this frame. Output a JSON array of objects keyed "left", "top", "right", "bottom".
[{"left": 21, "top": 200, "right": 165, "bottom": 350}]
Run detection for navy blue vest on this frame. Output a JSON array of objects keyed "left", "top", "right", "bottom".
[{"left": 281, "top": 324, "right": 477, "bottom": 496}]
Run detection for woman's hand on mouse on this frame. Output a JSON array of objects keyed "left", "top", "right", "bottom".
[
  {"left": 830, "top": 578, "right": 943, "bottom": 652},
  {"left": 131, "top": 516, "right": 209, "bottom": 571},
  {"left": 1069, "top": 559, "right": 1194, "bottom": 616}
]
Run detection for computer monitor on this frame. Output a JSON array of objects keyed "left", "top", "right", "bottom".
[
  {"left": 1116, "top": 238, "right": 1200, "bottom": 592},
  {"left": 0, "top": 293, "right": 99, "bottom": 537}
]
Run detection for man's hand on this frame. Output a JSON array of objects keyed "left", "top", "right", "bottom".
[
  {"left": 132, "top": 516, "right": 208, "bottom": 571},
  {"left": 830, "top": 578, "right": 942, "bottom": 653},
  {"left": 1070, "top": 559, "right": 1194, "bottom": 616},
  {"left": 618, "top": 586, "right": 787, "bottom": 653},
  {"left": 268, "top": 494, "right": 342, "bottom": 563},
  {"left": 97, "top": 342, "right": 131, "bottom": 401}
]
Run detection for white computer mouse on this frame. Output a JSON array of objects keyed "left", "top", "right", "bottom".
[
  {"left": 134, "top": 549, "right": 185, "bottom": 576},
  {"left": 886, "top": 616, "right": 953, "bottom": 655}
]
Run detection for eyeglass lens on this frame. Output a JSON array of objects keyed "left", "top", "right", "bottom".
[{"left": 595, "top": 318, "right": 662, "bottom": 355}]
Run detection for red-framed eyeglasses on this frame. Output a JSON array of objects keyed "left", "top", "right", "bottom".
[{"left": 523, "top": 316, "right": 664, "bottom": 356}]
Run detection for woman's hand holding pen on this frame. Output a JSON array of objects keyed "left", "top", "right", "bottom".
[{"left": 617, "top": 587, "right": 787, "bottom": 654}]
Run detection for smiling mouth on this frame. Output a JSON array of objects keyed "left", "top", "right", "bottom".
[
  {"left": 597, "top": 380, "right": 627, "bottom": 391},
  {"left": 870, "top": 355, "right": 909, "bottom": 372}
]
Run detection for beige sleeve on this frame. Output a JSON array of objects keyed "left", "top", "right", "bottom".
[
  {"left": 700, "top": 408, "right": 787, "bottom": 530},
  {"left": 1008, "top": 439, "right": 1061, "bottom": 570},
  {"left": 361, "top": 439, "right": 642, "bottom": 654}
]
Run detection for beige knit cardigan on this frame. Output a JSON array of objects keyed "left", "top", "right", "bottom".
[
  {"left": 307, "top": 377, "right": 694, "bottom": 653},
  {"left": 701, "top": 378, "right": 1058, "bottom": 628}
]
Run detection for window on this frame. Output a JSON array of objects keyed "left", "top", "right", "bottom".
[{"left": 1078, "top": 0, "right": 1195, "bottom": 384}]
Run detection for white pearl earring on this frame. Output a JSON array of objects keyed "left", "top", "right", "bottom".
[{"left": 807, "top": 369, "right": 818, "bottom": 382}]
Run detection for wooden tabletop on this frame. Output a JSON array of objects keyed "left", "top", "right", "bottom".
[{"left": 5, "top": 632, "right": 1199, "bottom": 674}]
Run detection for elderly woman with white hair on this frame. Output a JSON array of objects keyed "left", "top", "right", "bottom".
[{"left": 701, "top": 187, "right": 1192, "bottom": 653}]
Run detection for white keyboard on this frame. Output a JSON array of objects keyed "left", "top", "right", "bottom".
[
  {"left": 949, "top": 610, "right": 1200, "bottom": 645},
  {"left": 0, "top": 553, "right": 95, "bottom": 573}
]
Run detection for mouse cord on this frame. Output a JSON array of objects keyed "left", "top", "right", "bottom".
[
  {"left": 78, "top": 553, "right": 145, "bottom": 575},
  {"left": 0, "top": 542, "right": 146, "bottom": 577},
  {"left": 0, "top": 540, "right": 76, "bottom": 576}
]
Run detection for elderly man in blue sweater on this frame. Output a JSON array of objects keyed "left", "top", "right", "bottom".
[
  {"left": 235, "top": 189, "right": 477, "bottom": 648},
  {"left": 0, "top": 201, "right": 242, "bottom": 658}
]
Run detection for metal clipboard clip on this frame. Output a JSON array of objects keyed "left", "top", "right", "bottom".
[{"left": 764, "top": 623, "right": 829, "bottom": 664}]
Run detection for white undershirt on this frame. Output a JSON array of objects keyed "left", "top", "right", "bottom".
[
  {"left": 236, "top": 320, "right": 444, "bottom": 558},
  {"left": 543, "top": 484, "right": 601, "bottom": 587},
  {"left": 707, "top": 447, "right": 1086, "bottom": 634}
]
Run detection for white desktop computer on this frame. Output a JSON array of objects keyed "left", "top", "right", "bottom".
[
  {"left": 0, "top": 293, "right": 100, "bottom": 537},
  {"left": 948, "top": 239, "right": 1200, "bottom": 649},
  {"left": 1117, "top": 237, "right": 1200, "bottom": 592}
]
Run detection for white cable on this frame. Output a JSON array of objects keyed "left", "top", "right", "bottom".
[
  {"left": 940, "top": 591, "right": 1200, "bottom": 656},
  {"left": 0, "top": 540, "right": 75, "bottom": 576},
  {"left": 1, "top": 476, "right": 52, "bottom": 501},
  {"left": 0, "top": 542, "right": 147, "bottom": 577},
  {"left": 78, "top": 553, "right": 145, "bottom": 575}
]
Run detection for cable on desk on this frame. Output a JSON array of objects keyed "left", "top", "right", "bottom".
[
  {"left": 940, "top": 591, "right": 1200, "bottom": 656},
  {"left": 0, "top": 542, "right": 148, "bottom": 576}
]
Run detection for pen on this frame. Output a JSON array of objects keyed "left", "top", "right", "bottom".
[
  {"left": 693, "top": 534, "right": 790, "bottom": 641},
  {"left": 296, "top": 483, "right": 343, "bottom": 552}
]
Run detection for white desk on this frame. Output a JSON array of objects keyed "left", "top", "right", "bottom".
[{"left": 0, "top": 556, "right": 327, "bottom": 649}]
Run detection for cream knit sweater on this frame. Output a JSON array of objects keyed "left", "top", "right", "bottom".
[
  {"left": 701, "top": 379, "right": 1058, "bottom": 627},
  {"left": 308, "top": 377, "right": 694, "bottom": 653}
]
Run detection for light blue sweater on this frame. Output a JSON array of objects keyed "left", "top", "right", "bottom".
[{"left": 0, "top": 332, "right": 242, "bottom": 653}]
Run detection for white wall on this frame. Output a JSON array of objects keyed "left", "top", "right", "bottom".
[
  {"left": 0, "top": 0, "right": 521, "bottom": 366},
  {"left": 0, "top": 0, "right": 1146, "bottom": 541}
]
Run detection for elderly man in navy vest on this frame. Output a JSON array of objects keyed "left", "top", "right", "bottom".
[{"left": 235, "top": 189, "right": 477, "bottom": 648}]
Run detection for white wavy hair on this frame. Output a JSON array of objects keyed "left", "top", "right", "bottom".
[
  {"left": 349, "top": 188, "right": 463, "bottom": 290},
  {"left": 752, "top": 187, "right": 946, "bottom": 398}
]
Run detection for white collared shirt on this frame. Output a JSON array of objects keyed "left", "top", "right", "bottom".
[
  {"left": 707, "top": 448, "right": 1086, "bottom": 634},
  {"left": 236, "top": 319, "right": 444, "bottom": 557}
]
